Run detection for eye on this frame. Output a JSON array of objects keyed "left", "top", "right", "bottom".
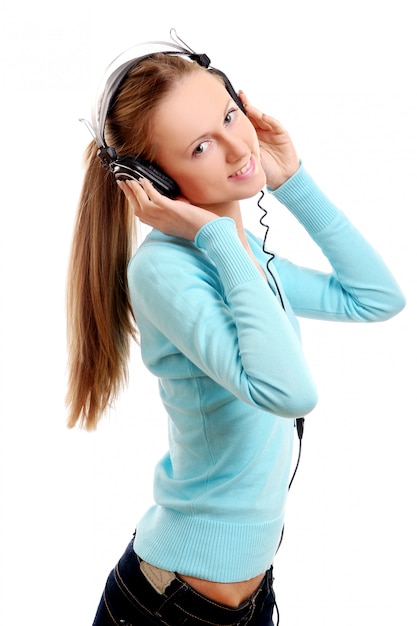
[
  {"left": 193, "top": 140, "right": 211, "bottom": 157},
  {"left": 224, "top": 107, "right": 238, "bottom": 124},
  {"left": 191, "top": 107, "right": 238, "bottom": 157}
]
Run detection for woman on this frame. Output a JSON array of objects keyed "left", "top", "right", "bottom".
[{"left": 67, "top": 36, "right": 405, "bottom": 625}]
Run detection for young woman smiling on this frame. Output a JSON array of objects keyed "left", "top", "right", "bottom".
[{"left": 67, "top": 39, "right": 405, "bottom": 625}]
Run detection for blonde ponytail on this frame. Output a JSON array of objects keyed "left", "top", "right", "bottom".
[{"left": 66, "top": 142, "right": 137, "bottom": 430}]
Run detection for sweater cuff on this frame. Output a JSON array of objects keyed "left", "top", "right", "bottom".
[
  {"left": 195, "top": 218, "right": 260, "bottom": 292},
  {"left": 268, "top": 162, "right": 339, "bottom": 234}
]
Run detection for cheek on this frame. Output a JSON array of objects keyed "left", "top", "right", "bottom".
[
  {"left": 178, "top": 176, "right": 221, "bottom": 204},
  {"left": 170, "top": 163, "right": 223, "bottom": 202}
]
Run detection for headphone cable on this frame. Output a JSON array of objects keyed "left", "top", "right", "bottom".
[{"left": 257, "top": 190, "right": 306, "bottom": 553}]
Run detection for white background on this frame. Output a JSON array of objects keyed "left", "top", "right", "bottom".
[{"left": 0, "top": 1, "right": 416, "bottom": 624}]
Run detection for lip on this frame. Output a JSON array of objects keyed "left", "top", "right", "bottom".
[{"left": 228, "top": 156, "right": 256, "bottom": 181}]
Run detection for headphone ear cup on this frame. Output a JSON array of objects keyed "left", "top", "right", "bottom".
[
  {"left": 111, "top": 156, "right": 180, "bottom": 199},
  {"left": 209, "top": 68, "right": 246, "bottom": 114}
]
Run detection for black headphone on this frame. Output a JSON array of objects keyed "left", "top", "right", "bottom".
[{"left": 80, "top": 30, "right": 245, "bottom": 199}]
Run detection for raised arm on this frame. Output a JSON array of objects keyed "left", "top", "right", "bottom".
[{"left": 269, "top": 164, "right": 406, "bottom": 322}]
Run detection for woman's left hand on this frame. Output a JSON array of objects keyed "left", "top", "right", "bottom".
[{"left": 239, "top": 91, "right": 299, "bottom": 190}]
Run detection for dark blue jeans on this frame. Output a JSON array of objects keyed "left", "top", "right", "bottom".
[{"left": 92, "top": 539, "right": 278, "bottom": 625}]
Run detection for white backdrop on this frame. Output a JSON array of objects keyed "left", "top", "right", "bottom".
[{"left": 0, "top": 1, "right": 416, "bottom": 624}]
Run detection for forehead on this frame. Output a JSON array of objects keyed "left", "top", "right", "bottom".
[{"left": 152, "top": 71, "right": 231, "bottom": 149}]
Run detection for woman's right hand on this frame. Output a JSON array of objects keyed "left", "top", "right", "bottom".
[{"left": 118, "top": 178, "right": 217, "bottom": 240}]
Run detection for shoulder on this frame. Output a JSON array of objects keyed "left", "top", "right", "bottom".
[
  {"left": 128, "top": 229, "right": 221, "bottom": 298},
  {"left": 130, "top": 229, "right": 205, "bottom": 270}
]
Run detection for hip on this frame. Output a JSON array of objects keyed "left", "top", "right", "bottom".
[{"left": 92, "top": 539, "right": 277, "bottom": 625}]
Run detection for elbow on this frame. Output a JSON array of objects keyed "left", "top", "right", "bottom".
[
  {"left": 280, "top": 366, "right": 319, "bottom": 418},
  {"left": 250, "top": 376, "right": 318, "bottom": 419},
  {"left": 279, "top": 382, "right": 319, "bottom": 419},
  {"left": 383, "top": 289, "right": 407, "bottom": 320},
  {"left": 369, "top": 288, "right": 407, "bottom": 322},
  {"left": 350, "top": 283, "right": 407, "bottom": 323}
]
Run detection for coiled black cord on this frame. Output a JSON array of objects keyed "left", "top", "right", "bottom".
[
  {"left": 257, "top": 191, "right": 305, "bottom": 556},
  {"left": 257, "top": 190, "right": 286, "bottom": 310}
]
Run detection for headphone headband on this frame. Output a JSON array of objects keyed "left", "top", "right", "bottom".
[{"left": 82, "top": 31, "right": 212, "bottom": 151}]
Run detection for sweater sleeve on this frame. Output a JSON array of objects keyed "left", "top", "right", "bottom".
[
  {"left": 268, "top": 164, "right": 406, "bottom": 321},
  {"left": 128, "top": 219, "right": 318, "bottom": 419}
]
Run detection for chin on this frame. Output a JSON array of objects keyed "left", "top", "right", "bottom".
[{"left": 241, "top": 172, "right": 267, "bottom": 199}]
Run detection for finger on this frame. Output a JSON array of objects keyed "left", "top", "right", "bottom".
[
  {"left": 244, "top": 103, "right": 273, "bottom": 128},
  {"left": 238, "top": 90, "right": 250, "bottom": 107},
  {"left": 238, "top": 91, "right": 270, "bottom": 127},
  {"left": 247, "top": 107, "right": 288, "bottom": 137},
  {"left": 117, "top": 180, "right": 139, "bottom": 206},
  {"left": 126, "top": 178, "right": 151, "bottom": 200},
  {"left": 238, "top": 90, "right": 285, "bottom": 131},
  {"left": 260, "top": 113, "right": 288, "bottom": 134},
  {"left": 117, "top": 179, "right": 152, "bottom": 221},
  {"left": 131, "top": 176, "right": 170, "bottom": 205},
  {"left": 118, "top": 179, "right": 153, "bottom": 213}
]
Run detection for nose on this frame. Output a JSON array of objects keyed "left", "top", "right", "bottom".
[{"left": 223, "top": 132, "right": 248, "bottom": 163}]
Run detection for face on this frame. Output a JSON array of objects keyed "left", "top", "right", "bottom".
[{"left": 152, "top": 71, "right": 266, "bottom": 212}]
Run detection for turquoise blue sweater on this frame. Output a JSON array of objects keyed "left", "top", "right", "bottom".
[{"left": 127, "top": 164, "right": 405, "bottom": 582}]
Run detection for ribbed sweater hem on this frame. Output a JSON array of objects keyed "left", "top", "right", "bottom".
[{"left": 133, "top": 506, "right": 283, "bottom": 583}]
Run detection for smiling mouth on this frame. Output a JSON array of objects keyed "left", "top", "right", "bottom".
[{"left": 229, "top": 157, "right": 253, "bottom": 178}]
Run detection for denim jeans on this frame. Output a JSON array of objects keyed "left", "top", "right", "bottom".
[{"left": 92, "top": 538, "right": 278, "bottom": 625}]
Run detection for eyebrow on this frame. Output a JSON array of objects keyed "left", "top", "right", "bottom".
[{"left": 186, "top": 97, "right": 235, "bottom": 150}]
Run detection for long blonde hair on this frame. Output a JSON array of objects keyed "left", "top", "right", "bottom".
[{"left": 66, "top": 54, "right": 203, "bottom": 430}]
